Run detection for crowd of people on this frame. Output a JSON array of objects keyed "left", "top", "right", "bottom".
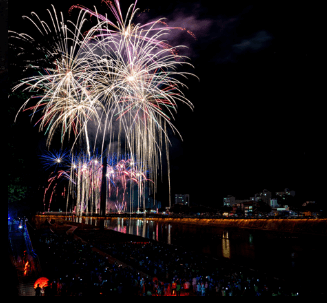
[
  {"left": 35, "top": 231, "right": 147, "bottom": 296},
  {"left": 94, "top": 240, "right": 303, "bottom": 296},
  {"left": 32, "top": 223, "right": 308, "bottom": 296}
]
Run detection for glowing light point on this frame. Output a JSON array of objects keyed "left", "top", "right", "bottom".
[
  {"left": 127, "top": 75, "right": 135, "bottom": 82},
  {"left": 65, "top": 71, "right": 73, "bottom": 82}
]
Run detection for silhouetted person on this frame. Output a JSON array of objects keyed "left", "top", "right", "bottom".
[
  {"left": 44, "top": 284, "right": 50, "bottom": 296},
  {"left": 35, "top": 284, "right": 41, "bottom": 296}
]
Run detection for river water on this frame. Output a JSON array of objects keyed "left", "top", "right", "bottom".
[{"left": 70, "top": 216, "right": 326, "bottom": 291}]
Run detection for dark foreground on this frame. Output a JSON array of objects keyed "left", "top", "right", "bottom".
[{"left": 9, "top": 218, "right": 324, "bottom": 296}]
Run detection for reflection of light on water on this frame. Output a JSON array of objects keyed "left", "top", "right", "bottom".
[
  {"left": 156, "top": 222, "right": 159, "bottom": 241},
  {"left": 137, "top": 220, "right": 140, "bottom": 236},
  {"left": 222, "top": 231, "right": 229, "bottom": 239},
  {"left": 143, "top": 219, "right": 146, "bottom": 238},
  {"left": 222, "top": 238, "right": 230, "bottom": 258},
  {"left": 222, "top": 231, "right": 230, "bottom": 259},
  {"left": 249, "top": 233, "right": 253, "bottom": 244},
  {"left": 115, "top": 218, "right": 126, "bottom": 234},
  {"left": 117, "top": 218, "right": 126, "bottom": 233},
  {"left": 168, "top": 224, "right": 172, "bottom": 245},
  {"left": 129, "top": 219, "right": 132, "bottom": 234}
]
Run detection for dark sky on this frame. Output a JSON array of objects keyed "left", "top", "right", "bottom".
[{"left": 8, "top": 1, "right": 325, "bottom": 207}]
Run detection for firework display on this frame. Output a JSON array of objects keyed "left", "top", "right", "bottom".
[
  {"left": 11, "top": 1, "right": 197, "bottom": 211},
  {"left": 41, "top": 150, "right": 152, "bottom": 214},
  {"left": 39, "top": 149, "right": 70, "bottom": 171},
  {"left": 10, "top": 5, "right": 106, "bottom": 150}
]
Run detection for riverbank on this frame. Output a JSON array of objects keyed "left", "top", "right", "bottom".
[
  {"left": 136, "top": 218, "right": 327, "bottom": 235},
  {"left": 31, "top": 220, "right": 196, "bottom": 296},
  {"left": 27, "top": 217, "right": 325, "bottom": 296},
  {"left": 33, "top": 215, "right": 327, "bottom": 235}
]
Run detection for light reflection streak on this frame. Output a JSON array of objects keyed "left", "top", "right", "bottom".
[
  {"left": 168, "top": 224, "right": 171, "bottom": 245},
  {"left": 222, "top": 231, "right": 230, "bottom": 259}
]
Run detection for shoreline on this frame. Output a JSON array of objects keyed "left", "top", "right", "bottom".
[
  {"left": 29, "top": 217, "right": 326, "bottom": 295},
  {"left": 33, "top": 215, "right": 327, "bottom": 235}
]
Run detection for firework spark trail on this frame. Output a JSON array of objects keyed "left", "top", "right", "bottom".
[
  {"left": 39, "top": 149, "right": 70, "bottom": 171},
  {"left": 70, "top": 0, "right": 196, "bottom": 57},
  {"left": 81, "top": 6, "right": 197, "bottom": 207},
  {"left": 40, "top": 150, "right": 151, "bottom": 213},
  {"left": 43, "top": 169, "right": 73, "bottom": 211},
  {"left": 10, "top": 5, "right": 106, "bottom": 150},
  {"left": 13, "top": 1, "right": 198, "bottom": 209},
  {"left": 70, "top": 154, "right": 152, "bottom": 214}
]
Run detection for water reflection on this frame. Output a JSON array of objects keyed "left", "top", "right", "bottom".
[
  {"left": 65, "top": 216, "right": 326, "bottom": 289},
  {"left": 222, "top": 231, "right": 230, "bottom": 259},
  {"left": 74, "top": 216, "right": 82, "bottom": 223},
  {"left": 249, "top": 233, "right": 253, "bottom": 244},
  {"left": 168, "top": 224, "right": 171, "bottom": 245},
  {"left": 115, "top": 218, "right": 127, "bottom": 234},
  {"left": 136, "top": 220, "right": 140, "bottom": 236}
]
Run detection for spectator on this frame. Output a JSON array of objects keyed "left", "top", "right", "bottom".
[
  {"left": 176, "top": 280, "right": 181, "bottom": 296},
  {"left": 157, "top": 282, "right": 162, "bottom": 296},
  {"left": 43, "top": 284, "right": 51, "bottom": 296},
  {"left": 35, "top": 284, "right": 41, "bottom": 296},
  {"left": 184, "top": 279, "right": 191, "bottom": 296},
  {"left": 201, "top": 282, "right": 206, "bottom": 296},
  {"left": 196, "top": 282, "right": 201, "bottom": 296},
  {"left": 117, "top": 283, "right": 123, "bottom": 295},
  {"left": 166, "top": 282, "right": 171, "bottom": 296},
  {"left": 192, "top": 277, "right": 197, "bottom": 293},
  {"left": 215, "top": 283, "right": 220, "bottom": 296},
  {"left": 171, "top": 280, "right": 177, "bottom": 296}
]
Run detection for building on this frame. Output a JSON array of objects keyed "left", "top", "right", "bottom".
[
  {"left": 302, "top": 201, "right": 315, "bottom": 207},
  {"left": 125, "top": 186, "right": 161, "bottom": 212},
  {"left": 255, "top": 189, "right": 272, "bottom": 205},
  {"left": 144, "top": 197, "right": 161, "bottom": 212},
  {"left": 270, "top": 198, "right": 279, "bottom": 208},
  {"left": 235, "top": 199, "right": 251, "bottom": 205},
  {"left": 250, "top": 197, "right": 260, "bottom": 202},
  {"left": 276, "top": 188, "right": 295, "bottom": 197},
  {"left": 175, "top": 194, "right": 190, "bottom": 206},
  {"left": 223, "top": 195, "right": 236, "bottom": 207},
  {"left": 238, "top": 200, "right": 259, "bottom": 216}
]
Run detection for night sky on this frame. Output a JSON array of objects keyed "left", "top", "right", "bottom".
[{"left": 7, "top": 1, "right": 325, "bottom": 209}]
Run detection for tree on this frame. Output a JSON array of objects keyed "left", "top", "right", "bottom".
[
  {"left": 235, "top": 207, "right": 244, "bottom": 216},
  {"left": 303, "top": 202, "right": 320, "bottom": 214},
  {"left": 8, "top": 80, "right": 44, "bottom": 217},
  {"left": 170, "top": 204, "right": 190, "bottom": 214},
  {"left": 284, "top": 195, "right": 302, "bottom": 216}
]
